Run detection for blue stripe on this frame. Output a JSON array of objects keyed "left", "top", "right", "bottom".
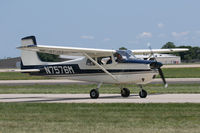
[{"left": 123, "top": 59, "right": 155, "bottom": 64}]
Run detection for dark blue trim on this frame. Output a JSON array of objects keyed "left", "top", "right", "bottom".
[
  {"left": 21, "top": 36, "right": 37, "bottom": 45},
  {"left": 21, "top": 64, "right": 152, "bottom": 76},
  {"left": 123, "top": 59, "right": 155, "bottom": 64}
]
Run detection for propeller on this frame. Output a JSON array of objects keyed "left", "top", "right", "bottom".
[
  {"left": 158, "top": 67, "right": 168, "bottom": 88},
  {"left": 147, "top": 43, "right": 156, "bottom": 61},
  {"left": 147, "top": 43, "right": 168, "bottom": 88}
]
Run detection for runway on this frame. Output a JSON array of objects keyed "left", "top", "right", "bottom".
[
  {"left": 0, "top": 94, "right": 200, "bottom": 103},
  {"left": 0, "top": 78, "right": 200, "bottom": 85}
]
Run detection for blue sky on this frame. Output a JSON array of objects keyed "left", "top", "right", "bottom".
[{"left": 1, "top": 0, "right": 200, "bottom": 58}]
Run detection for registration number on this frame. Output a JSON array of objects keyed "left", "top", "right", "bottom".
[{"left": 44, "top": 66, "right": 75, "bottom": 75}]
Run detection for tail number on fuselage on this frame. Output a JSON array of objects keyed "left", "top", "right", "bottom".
[{"left": 44, "top": 66, "right": 75, "bottom": 75}]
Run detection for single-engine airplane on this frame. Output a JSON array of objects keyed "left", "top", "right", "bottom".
[{"left": 17, "top": 36, "right": 188, "bottom": 99}]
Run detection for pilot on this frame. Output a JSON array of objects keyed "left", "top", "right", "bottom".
[
  {"left": 106, "top": 57, "right": 112, "bottom": 64},
  {"left": 115, "top": 53, "right": 123, "bottom": 63}
]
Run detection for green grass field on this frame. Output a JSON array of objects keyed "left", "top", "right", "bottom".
[
  {"left": 161, "top": 67, "right": 200, "bottom": 78},
  {"left": 0, "top": 103, "right": 199, "bottom": 133},
  {"left": 0, "top": 84, "right": 200, "bottom": 94},
  {"left": 0, "top": 68, "right": 200, "bottom": 133},
  {"left": 0, "top": 72, "right": 51, "bottom": 80},
  {"left": 0, "top": 67, "right": 200, "bottom": 80}
]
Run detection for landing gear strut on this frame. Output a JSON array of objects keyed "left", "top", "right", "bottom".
[
  {"left": 121, "top": 88, "right": 130, "bottom": 97},
  {"left": 139, "top": 85, "right": 147, "bottom": 98},
  {"left": 90, "top": 83, "right": 102, "bottom": 99}
]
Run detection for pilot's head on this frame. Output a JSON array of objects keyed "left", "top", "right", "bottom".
[{"left": 116, "top": 53, "right": 122, "bottom": 60}]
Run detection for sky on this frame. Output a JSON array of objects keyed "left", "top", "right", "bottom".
[{"left": 1, "top": 0, "right": 200, "bottom": 58}]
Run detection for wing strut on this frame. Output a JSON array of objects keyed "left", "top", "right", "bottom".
[{"left": 83, "top": 53, "right": 118, "bottom": 82}]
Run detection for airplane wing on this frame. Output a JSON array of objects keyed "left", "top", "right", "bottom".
[
  {"left": 132, "top": 48, "right": 189, "bottom": 55},
  {"left": 17, "top": 45, "right": 115, "bottom": 57},
  {"left": 17, "top": 44, "right": 189, "bottom": 57}
]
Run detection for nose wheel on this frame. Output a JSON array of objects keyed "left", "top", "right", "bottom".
[
  {"left": 139, "top": 85, "right": 147, "bottom": 98},
  {"left": 139, "top": 89, "right": 147, "bottom": 98}
]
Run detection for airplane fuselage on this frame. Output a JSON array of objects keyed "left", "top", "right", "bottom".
[{"left": 24, "top": 57, "right": 158, "bottom": 84}]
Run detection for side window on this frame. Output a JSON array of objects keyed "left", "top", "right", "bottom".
[
  {"left": 86, "top": 58, "right": 95, "bottom": 66},
  {"left": 86, "top": 56, "right": 112, "bottom": 66},
  {"left": 97, "top": 56, "right": 112, "bottom": 65}
]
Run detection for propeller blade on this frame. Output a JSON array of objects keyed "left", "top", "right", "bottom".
[
  {"left": 147, "top": 43, "right": 157, "bottom": 61},
  {"left": 158, "top": 68, "right": 168, "bottom": 88},
  {"left": 147, "top": 43, "right": 167, "bottom": 88}
]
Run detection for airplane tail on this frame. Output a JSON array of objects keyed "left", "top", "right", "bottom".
[{"left": 20, "top": 36, "right": 43, "bottom": 68}]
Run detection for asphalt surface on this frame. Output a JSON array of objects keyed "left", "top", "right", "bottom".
[
  {"left": 0, "top": 94, "right": 200, "bottom": 103},
  {"left": 0, "top": 78, "right": 200, "bottom": 85}
]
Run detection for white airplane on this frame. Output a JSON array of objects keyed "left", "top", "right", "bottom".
[{"left": 17, "top": 36, "right": 188, "bottom": 99}]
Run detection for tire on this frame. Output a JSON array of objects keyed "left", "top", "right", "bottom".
[
  {"left": 121, "top": 88, "right": 130, "bottom": 97},
  {"left": 90, "top": 89, "right": 99, "bottom": 99},
  {"left": 139, "top": 89, "right": 147, "bottom": 98}
]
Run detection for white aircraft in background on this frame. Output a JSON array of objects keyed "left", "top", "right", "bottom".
[{"left": 17, "top": 36, "right": 188, "bottom": 99}]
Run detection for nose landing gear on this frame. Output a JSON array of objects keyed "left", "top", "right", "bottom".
[{"left": 138, "top": 85, "right": 147, "bottom": 98}]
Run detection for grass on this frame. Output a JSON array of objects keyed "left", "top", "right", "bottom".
[
  {"left": 0, "top": 72, "right": 51, "bottom": 80},
  {"left": 0, "top": 103, "right": 199, "bottom": 133},
  {"left": 161, "top": 67, "right": 200, "bottom": 78},
  {"left": 0, "top": 84, "right": 200, "bottom": 94}
]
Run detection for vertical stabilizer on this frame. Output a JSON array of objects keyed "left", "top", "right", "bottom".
[{"left": 21, "top": 36, "right": 43, "bottom": 67}]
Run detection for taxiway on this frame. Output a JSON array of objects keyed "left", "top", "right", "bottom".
[
  {"left": 0, "top": 78, "right": 200, "bottom": 85},
  {"left": 0, "top": 94, "right": 199, "bottom": 103}
]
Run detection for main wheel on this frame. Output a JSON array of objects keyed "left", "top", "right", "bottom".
[
  {"left": 121, "top": 88, "right": 130, "bottom": 97},
  {"left": 139, "top": 89, "right": 147, "bottom": 98},
  {"left": 90, "top": 89, "right": 99, "bottom": 99}
]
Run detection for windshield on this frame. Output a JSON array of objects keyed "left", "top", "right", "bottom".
[{"left": 114, "top": 50, "right": 137, "bottom": 63}]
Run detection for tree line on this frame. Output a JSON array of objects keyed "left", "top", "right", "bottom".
[{"left": 162, "top": 42, "right": 200, "bottom": 62}]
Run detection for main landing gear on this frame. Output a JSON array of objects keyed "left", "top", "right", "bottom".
[
  {"left": 121, "top": 88, "right": 130, "bottom": 97},
  {"left": 90, "top": 83, "right": 102, "bottom": 99},
  {"left": 89, "top": 83, "right": 148, "bottom": 99},
  {"left": 90, "top": 89, "right": 99, "bottom": 99}
]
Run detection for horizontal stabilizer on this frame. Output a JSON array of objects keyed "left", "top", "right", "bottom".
[{"left": 7, "top": 69, "right": 40, "bottom": 73}]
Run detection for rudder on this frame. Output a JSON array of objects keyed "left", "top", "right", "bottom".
[{"left": 21, "top": 36, "right": 43, "bottom": 67}]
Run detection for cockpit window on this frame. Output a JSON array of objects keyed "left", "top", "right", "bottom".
[{"left": 114, "top": 50, "right": 137, "bottom": 63}]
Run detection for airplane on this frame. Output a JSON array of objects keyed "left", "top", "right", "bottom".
[{"left": 17, "top": 36, "right": 188, "bottom": 99}]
